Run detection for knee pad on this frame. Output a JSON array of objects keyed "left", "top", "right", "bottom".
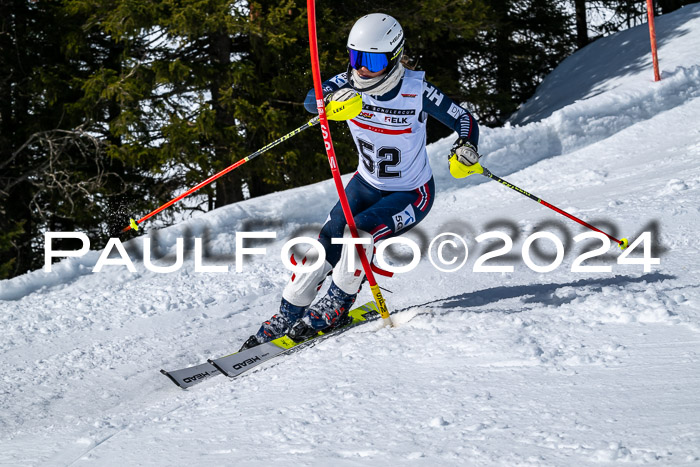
[
  {"left": 282, "top": 247, "right": 332, "bottom": 307},
  {"left": 332, "top": 227, "right": 374, "bottom": 295}
]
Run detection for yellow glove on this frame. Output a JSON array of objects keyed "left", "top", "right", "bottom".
[
  {"left": 448, "top": 139, "right": 483, "bottom": 179},
  {"left": 325, "top": 89, "right": 362, "bottom": 121}
]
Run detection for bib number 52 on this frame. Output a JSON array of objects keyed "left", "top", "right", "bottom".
[{"left": 358, "top": 139, "right": 402, "bottom": 179}]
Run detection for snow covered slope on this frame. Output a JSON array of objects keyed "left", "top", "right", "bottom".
[{"left": 2, "top": 5, "right": 700, "bottom": 465}]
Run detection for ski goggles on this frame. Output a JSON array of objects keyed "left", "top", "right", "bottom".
[{"left": 349, "top": 48, "right": 402, "bottom": 73}]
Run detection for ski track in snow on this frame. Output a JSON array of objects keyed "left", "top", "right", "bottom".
[{"left": 2, "top": 5, "right": 700, "bottom": 466}]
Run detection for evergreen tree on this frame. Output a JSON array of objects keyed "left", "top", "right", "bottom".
[
  {"left": 2, "top": 2, "right": 102, "bottom": 276},
  {"left": 0, "top": 0, "right": 165, "bottom": 278},
  {"left": 463, "top": 0, "right": 575, "bottom": 125},
  {"left": 379, "top": 0, "right": 489, "bottom": 142},
  {"left": 0, "top": 0, "right": 586, "bottom": 279}
]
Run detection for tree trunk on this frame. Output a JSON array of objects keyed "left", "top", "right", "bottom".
[
  {"left": 575, "top": 0, "right": 589, "bottom": 48},
  {"left": 492, "top": 0, "right": 513, "bottom": 125},
  {"left": 215, "top": 175, "right": 244, "bottom": 208},
  {"left": 209, "top": 30, "right": 245, "bottom": 209}
]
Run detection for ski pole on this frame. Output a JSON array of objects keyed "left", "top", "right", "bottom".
[
  {"left": 120, "top": 95, "right": 364, "bottom": 233},
  {"left": 307, "top": 0, "right": 393, "bottom": 327},
  {"left": 121, "top": 117, "right": 321, "bottom": 232},
  {"left": 465, "top": 162, "right": 629, "bottom": 250}
]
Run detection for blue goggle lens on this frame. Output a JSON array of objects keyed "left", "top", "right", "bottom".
[{"left": 349, "top": 49, "right": 390, "bottom": 73}]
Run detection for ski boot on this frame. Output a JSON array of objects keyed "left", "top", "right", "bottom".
[
  {"left": 288, "top": 281, "right": 357, "bottom": 342},
  {"left": 239, "top": 299, "right": 306, "bottom": 351}
]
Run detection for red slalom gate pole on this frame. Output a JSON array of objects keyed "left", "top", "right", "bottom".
[
  {"left": 646, "top": 0, "right": 661, "bottom": 82},
  {"left": 307, "top": 0, "right": 392, "bottom": 326}
]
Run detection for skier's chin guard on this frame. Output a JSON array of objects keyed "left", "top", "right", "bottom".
[{"left": 449, "top": 158, "right": 484, "bottom": 179}]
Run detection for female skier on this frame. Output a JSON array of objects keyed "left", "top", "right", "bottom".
[{"left": 240, "top": 12, "right": 481, "bottom": 349}]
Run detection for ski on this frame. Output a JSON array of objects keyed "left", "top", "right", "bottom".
[
  {"left": 160, "top": 361, "right": 221, "bottom": 389},
  {"left": 161, "top": 301, "right": 380, "bottom": 389}
]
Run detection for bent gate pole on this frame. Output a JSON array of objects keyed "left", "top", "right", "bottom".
[{"left": 307, "top": 0, "right": 393, "bottom": 326}]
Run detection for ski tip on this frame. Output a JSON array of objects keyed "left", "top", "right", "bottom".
[
  {"left": 619, "top": 237, "right": 629, "bottom": 250},
  {"left": 129, "top": 218, "right": 139, "bottom": 231}
]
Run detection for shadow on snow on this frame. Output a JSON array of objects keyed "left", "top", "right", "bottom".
[{"left": 404, "top": 272, "right": 675, "bottom": 313}]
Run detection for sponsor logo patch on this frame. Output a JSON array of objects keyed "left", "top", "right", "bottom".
[
  {"left": 183, "top": 372, "right": 212, "bottom": 384},
  {"left": 363, "top": 104, "right": 416, "bottom": 116},
  {"left": 424, "top": 84, "right": 444, "bottom": 106},
  {"left": 359, "top": 111, "right": 375, "bottom": 119},
  {"left": 447, "top": 102, "right": 466, "bottom": 119},
  {"left": 233, "top": 356, "right": 261, "bottom": 370},
  {"left": 330, "top": 74, "right": 348, "bottom": 86},
  {"left": 401, "top": 93, "right": 417, "bottom": 98},
  {"left": 384, "top": 116, "right": 409, "bottom": 124},
  {"left": 393, "top": 205, "right": 416, "bottom": 232}
]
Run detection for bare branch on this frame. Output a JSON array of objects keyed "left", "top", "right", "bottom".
[{"left": 1, "top": 124, "right": 128, "bottom": 220}]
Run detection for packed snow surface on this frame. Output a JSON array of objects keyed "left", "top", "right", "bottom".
[{"left": 2, "top": 5, "right": 700, "bottom": 465}]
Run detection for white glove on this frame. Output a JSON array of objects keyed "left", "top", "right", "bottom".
[
  {"left": 324, "top": 87, "right": 359, "bottom": 105},
  {"left": 450, "top": 138, "right": 480, "bottom": 166}
]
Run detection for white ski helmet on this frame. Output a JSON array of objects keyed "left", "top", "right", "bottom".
[
  {"left": 347, "top": 13, "right": 404, "bottom": 71},
  {"left": 346, "top": 13, "right": 405, "bottom": 93}
]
